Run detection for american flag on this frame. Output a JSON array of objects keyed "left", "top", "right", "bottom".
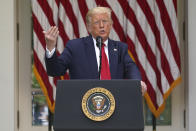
[{"left": 32, "top": 0, "right": 181, "bottom": 117}]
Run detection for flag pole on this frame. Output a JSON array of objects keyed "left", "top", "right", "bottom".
[
  {"left": 152, "top": 114, "right": 156, "bottom": 131},
  {"left": 48, "top": 109, "right": 53, "bottom": 131}
]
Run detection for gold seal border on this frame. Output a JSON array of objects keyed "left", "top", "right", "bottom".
[{"left": 81, "top": 87, "right": 115, "bottom": 121}]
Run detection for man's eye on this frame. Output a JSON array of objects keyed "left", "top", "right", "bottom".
[
  {"left": 93, "top": 20, "right": 109, "bottom": 25},
  {"left": 94, "top": 21, "right": 99, "bottom": 25}
]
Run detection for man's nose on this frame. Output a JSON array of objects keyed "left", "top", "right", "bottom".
[{"left": 99, "top": 21, "right": 104, "bottom": 28}]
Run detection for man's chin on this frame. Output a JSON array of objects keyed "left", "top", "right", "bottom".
[{"left": 99, "top": 35, "right": 108, "bottom": 41}]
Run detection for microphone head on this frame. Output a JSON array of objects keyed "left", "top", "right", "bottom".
[{"left": 96, "top": 36, "right": 102, "bottom": 44}]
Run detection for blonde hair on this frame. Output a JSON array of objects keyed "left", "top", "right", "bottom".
[{"left": 86, "top": 7, "right": 113, "bottom": 25}]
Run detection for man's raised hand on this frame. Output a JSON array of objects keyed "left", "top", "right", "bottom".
[{"left": 43, "top": 26, "right": 59, "bottom": 51}]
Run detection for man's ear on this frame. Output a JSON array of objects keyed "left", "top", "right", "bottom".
[
  {"left": 86, "top": 24, "right": 91, "bottom": 33},
  {"left": 109, "top": 21, "right": 113, "bottom": 30}
]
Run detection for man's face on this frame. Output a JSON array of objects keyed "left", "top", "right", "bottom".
[{"left": 88, "top": 13, "right": 112, "bottom": 42}]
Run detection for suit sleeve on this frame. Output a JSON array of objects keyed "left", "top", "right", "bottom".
[
  {"left": 122, "top": 44, "right": 141, "bottom": 80},
  {"left": 45, "top": 41, "right": 72, "bottom": 77}
]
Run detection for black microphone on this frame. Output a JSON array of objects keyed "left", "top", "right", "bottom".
[
  {"left": 96, "top": 36, "right": 102, "bottom": 79},
  {"left": 96, "top": 36, "right": 102, "bottom": 49}
]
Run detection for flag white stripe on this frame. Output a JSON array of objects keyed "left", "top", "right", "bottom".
[
  {"left": 48, "top": 76, "right": 56, "bottom": 100},
  {"left": 129, "top": 1, "right": 162, "bottom": 76},
  {"left": 56, "top": 36, "right": 65, "bottom": 53},
  {"left": 133, "top": 1, "right": 172, "bottom": 92},
  {"left": 47, "top": 0, "right": 59, "bottom": 25},
  {"left": 109, "top": 28, "right": 120, "bottom": 41},
  {"left": 59, "top": 3, "right": 75, "bottom": 39},
  {"left": 156, "top": 86, "right": 164, "bottom": 106},
  {"left": 161, "top": 70, "right": 171, "bottom": 93},
  {"left": 147, "top": 0, "right": 180, "bottom": 80},
  {"left": 127, "top": 11, "right": 170, "bottom": 98},
  {"left": 33, "top": 32, "right": 46, "bottom": 69},
  {"left": 136, "top": 38, "right": 158, "bottom": 92},
  {"left": 69, "top": 0, "right": 88, "bottom": 37},
  {"left": 163, "top": 0, "right": 179, "bottom": 44},
  {"left": 85, "top": 0, "right": 97, "bottom": 10},
  {"left": 32, "top": 0, "right": 50, "bottom": 30},
  {"left": 106, "top": 0, "right": 127, "bottom": 33},
  {"left": 132, "top": 1, "right": 158, "bottom": 56},
  {"left": 127, "top": 21, "right": 158, "bottom": 91}
]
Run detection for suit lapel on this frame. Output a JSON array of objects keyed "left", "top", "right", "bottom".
[
  {"left": 108, "top": 39, "right": 118, "bottom": 79},
  {"left": 84, "top": 36, "right": 99, "bottom": 78}
]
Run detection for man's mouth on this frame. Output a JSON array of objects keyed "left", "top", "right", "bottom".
[{"left": 100, "top": 30, "right": 105, "bottom": 34}]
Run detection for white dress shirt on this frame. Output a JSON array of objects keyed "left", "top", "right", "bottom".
[
  {"left": 45, "top": 37, "right": 110, "bottom": 71},
  {"left": 92, "top": 37, "right": 109, "bottom": 71},
  {"left": 45, "top": 47, "right": 56, "bottom": 58}
]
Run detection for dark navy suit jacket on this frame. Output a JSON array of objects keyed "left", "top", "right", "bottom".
[{"left": 45, "top": 36, "right": 141, "bottom": 80}]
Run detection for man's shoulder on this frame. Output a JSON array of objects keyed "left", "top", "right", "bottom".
[
  {"left": 67, "top": 36, "right": 91, "bottom": 44},
  {"left": 109, "top": 39, "right": 128, "bottom": 48},
  {"left": 65, "top": 36, "right": 91, "bottom": 48}
]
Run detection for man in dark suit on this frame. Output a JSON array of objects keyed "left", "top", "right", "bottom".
[{"left": 44, "top": 7, "right": 147, "bottom": 95}]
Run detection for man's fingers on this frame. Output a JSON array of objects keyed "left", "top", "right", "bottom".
[
  {"left": 50, "top": 26, "right": 58, "bottom": 37},
  {"left": 142, "top": 86, "right": 147, "bottom": 96},
  {"left": 43, "top": 26, "right": 55, "bottom": 36},
  {"left": 141, "top": 81, "right": 147, "bottom": 96},
  {"left": 49, "top": 26, "right": 55, "bottom": 35},
  {"left": 54, "top": 31, "right": 59, "bottom": 38},
  {"left": 47, "top": 26, "right": 54, "bottom": 35},
  {"left": 54, "top": 27, "right": 59, "bottom": 37},
  {"left": 43, "top": 26, "right": 58, "bottom": 49}
]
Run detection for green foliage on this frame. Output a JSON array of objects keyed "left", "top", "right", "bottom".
[
  {"left": 33, "top": 95, "right": 46, "bottom": 105},
  {"left": 32, "top": 65, "right": 40, "bottom": 89},
  {"left": 144, "top": 95, "right": 171, "bottom": 125}
]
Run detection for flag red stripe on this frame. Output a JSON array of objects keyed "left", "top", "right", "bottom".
[
  {"left": 32, "top": 13, "right": 46, "bottom": 48},
  {"left": 60, "top": 0, "right": 79, "bottom": 38},
  {"left": 34, "top": 51, "right": 54, "bottom": 104},
  {"left": 156, "top": 0, "right": 181, "bottom": 71},
  {"left": 58, "top": 20, "right": 69, "bottom": 47},
  {"left": 173, "top": 0, "right": 177, "bottom": 14},
  {"left": 95, "top": 0, "right": 126, "bottom": 42},
  {"left": 37, "top": 0, "right": 56, "bottom": 26},
  {"left": 33, "top": 13, "right": 60, "bottom": 57},
  {"left": 55, "top": 0, "right": 60, "bottom": 8},
  {"left": 53, "top": 76, "right": 61, "bottom": 86},
  {"left": 78, "top": 0, "right": 89, "bottom": 29},
  {"left": 118, "top": 0, "right": 164, "bottom": 95},
  {"left": 63, "top": 72, "right": 70, "bottom": 79},
  {"left": 137, "top": 0, "right": 174, "bottom": 84},
  {"left": 127, "top": 37, "right": 158, "bottom": 108}
]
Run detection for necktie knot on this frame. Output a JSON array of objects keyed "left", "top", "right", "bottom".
[{"left": 102, "top": 43, "right": 105, "bottom": 48}]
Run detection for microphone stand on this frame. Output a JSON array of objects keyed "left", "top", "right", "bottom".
[
  {"left": 98, "top": 42, "right": 102, "bottom": 80},
  {"left": 96, "top": 36, "right": 103, "bottom": 80}
]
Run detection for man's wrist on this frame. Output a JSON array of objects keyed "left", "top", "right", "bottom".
[{"left": 46, "top": 48, "right": 56, "bottom": 58}]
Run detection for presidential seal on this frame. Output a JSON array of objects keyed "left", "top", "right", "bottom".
[{"left": 81, "top": 87, "right": 115, "bottom": 121}]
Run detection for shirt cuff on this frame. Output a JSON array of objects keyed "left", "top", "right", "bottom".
[{"left": 46, "top": 48, "right": 56, "bottom": 58}]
